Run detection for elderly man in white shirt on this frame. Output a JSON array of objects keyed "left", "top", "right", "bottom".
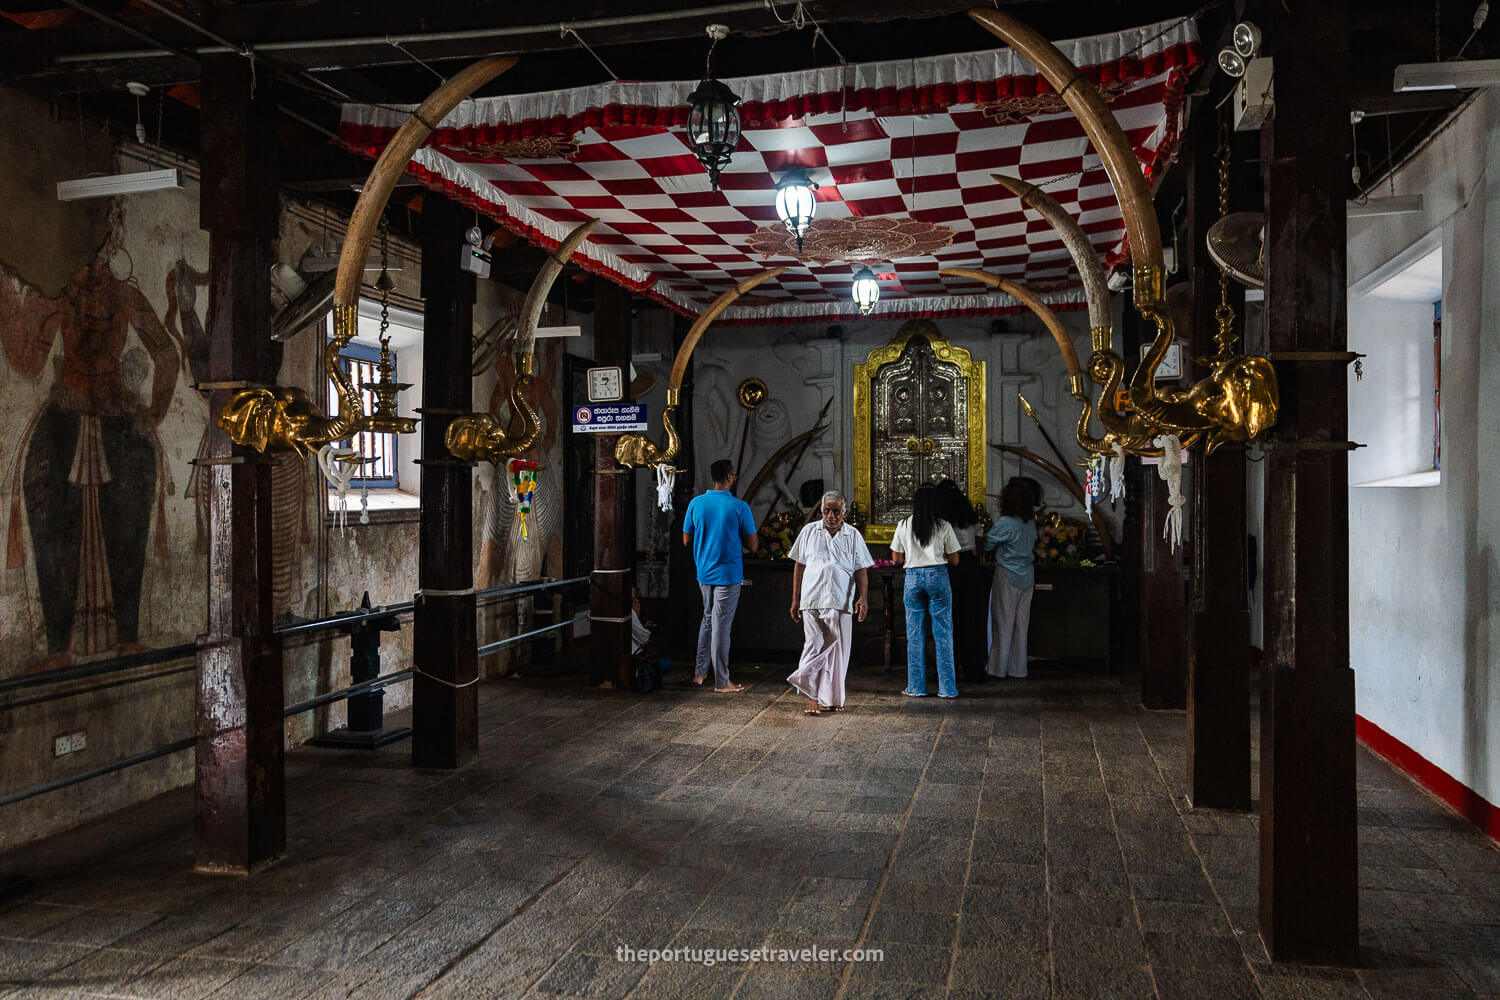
[{"left": 787, "top": 490, "right": 875, "bottom": 715}]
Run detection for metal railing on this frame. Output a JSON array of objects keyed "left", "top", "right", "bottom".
[{"left": 0, "top": 575, "right": 590, "bottom": 809}]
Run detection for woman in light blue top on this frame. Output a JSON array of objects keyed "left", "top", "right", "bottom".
[{"left": 984, "top": 481, "right": 1039, "bottom": 678}]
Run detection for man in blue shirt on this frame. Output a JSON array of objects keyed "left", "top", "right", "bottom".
[{"left": 682, "top": 459, "right": 758, "bottom": 692}]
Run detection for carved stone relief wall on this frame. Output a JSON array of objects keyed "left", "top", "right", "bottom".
[{"left": 685, "top": 309, "right": 1121, "bottom": 537}]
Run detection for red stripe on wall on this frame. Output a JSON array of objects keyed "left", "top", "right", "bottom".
[{"left": 1356, "top": 714, "right": 1500, "bottom": 843}]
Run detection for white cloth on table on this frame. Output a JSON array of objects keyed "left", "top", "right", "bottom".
[
  {"left": 787, "top": 608, "right": 851, "bottom": 708},
  {"left": 630, "top": 609, "right": 651, "bottom": 655},
  {"left": 889, "top": 516, "right": 960, "bottom": 568},
  {"left": 787, "top": 521, "right": 875, "bottom": 612}
]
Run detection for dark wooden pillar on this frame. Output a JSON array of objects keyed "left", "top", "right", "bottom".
[
  {"left": 413, "top": 194, "right": 478, "bottom": 769},
  {"left": 1259, "top": 0, "right": 1359, "bottom": 963},
  {"left": 591, "top": 279, "right": 634, "bottom": 687},
  {"left": 195, "top": 54, "right": 285, "bottom": 873},
  {"left": 667, "top": 313, "right": 699, "bottom": 661},
  {"left": 1124, "top": 303, "right": 1187, "bottom": 710},
  {"left": 1184, "top": 109, "right": 1252, "bottom": 810}
]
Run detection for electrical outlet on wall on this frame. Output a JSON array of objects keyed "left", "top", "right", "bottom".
[{"left": 53, "top": 731, "right": 86, "bottom": 757}]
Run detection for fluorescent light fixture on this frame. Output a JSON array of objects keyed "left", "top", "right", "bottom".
[
  {"left": 301, "top": 249, "right": 403, "bottom": 273},
  {"left": 1393, "top": 57, "right": 1500, "bottom": 92},
  {"left": 1347, "top": 194, "right": 1424, "bottom": 218},
  {"left": 57, "top": 167, "right": 182, "bottom": 202},
  {"left": 535, "top": 325, "right": 582, "bottom": 338}
]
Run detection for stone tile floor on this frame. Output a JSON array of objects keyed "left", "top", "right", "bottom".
[{"left": 2, "top": 661, "right": 1499, "bottom": 999}]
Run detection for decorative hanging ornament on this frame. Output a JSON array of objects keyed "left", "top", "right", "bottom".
[
  {"left": 1085, "top": 453, "right": 1106, "bottom": 517},
  {"left": 1154, "top": 434, "right": 1185, "bottom": 553},
  {"left": 686, "top": 24, "right": 740, "bottom": 191},
  {"left": 361, "top": 225, "right": 418, "bottom": 436},
  {"left": 851, "top": 265, "right": 880, "bottom": 316},
  {"left": 1108, "top": 441, "right": 1126, "bottom": 503},
  {"left": 774, "top": 169, "right": 819, "bottom": 251},
  {"left": 655, "top": 463, "right": 677, "bottom": 513},
  {"left": 507, "top": 457, "right": 541, "bottom": 540},
  {"left": 317, "top": 444, "right": 360, "bottom": 535}
]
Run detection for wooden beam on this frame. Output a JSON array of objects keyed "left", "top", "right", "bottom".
[
  {"left": 1184, "top": 102, "right": 1251, "bottom": 811},
  {"left": 1123, "top": 300, "right": 1187, "bottom": 710},
  {"left": 412, "top": 192, "right": 479, "bottom": 769},
  {"left": 194, "top": 53, "right": 286, "bottom": 874},
  {"left": 590, "top": 278, "right": 634, "bottom": 688},
  {"left": 1258, "top": 0, "right": 1359, "bottom": 965}
]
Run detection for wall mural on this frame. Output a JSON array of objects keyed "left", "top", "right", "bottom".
[{"left": 0, "top": 220, "right": 185, "bottom": 672}]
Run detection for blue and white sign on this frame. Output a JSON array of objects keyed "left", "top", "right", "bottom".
[{"left": 572, "top": 403, "right": 647, "bottom": 433}]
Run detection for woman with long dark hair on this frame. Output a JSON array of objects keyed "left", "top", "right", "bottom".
[
  {"left": 936, "top": 479, "right": 986, "bottom": 684},
  {"left": 890, "top": 483, "right": 961, "bottom": 698},
  {"left": 985, "top": 480, "right": 1040, "bottom": 678}
]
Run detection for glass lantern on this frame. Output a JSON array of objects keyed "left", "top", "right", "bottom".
[
  {"left": 687, "top": 78, "right": 741, "bottom": 191},
  {"left": 774, "top": 169, "right": 819, "bottom": 251}
]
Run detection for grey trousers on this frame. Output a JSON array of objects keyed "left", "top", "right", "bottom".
[{"left": 695, "top": 583, "right": 741, "bottom": 688}]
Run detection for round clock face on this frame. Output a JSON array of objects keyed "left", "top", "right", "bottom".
[{"left": 588, "top": 366, "right": 623, "bottom": 401}]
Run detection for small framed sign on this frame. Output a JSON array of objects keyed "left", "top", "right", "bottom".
[{"left": 587, "top": 366, "right": 624, "bottom": 402}]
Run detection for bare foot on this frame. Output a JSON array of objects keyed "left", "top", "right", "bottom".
[
  {"left": 713, "top": 683, "right": 745, "bottom": 693},
  {"left": 693, "top": 674, "right": 707, "bottom": 685}
]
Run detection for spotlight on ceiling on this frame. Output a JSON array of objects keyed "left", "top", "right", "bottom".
[
  {"left": 686, "top": 24, "right": 740, "bottom": 191},
  {"left": 774, "top": 169, "right": 819, "bottom": 251},
  {"left": 851, "top": 265, "right": 880, "bottom": 316},
  {"left": 1393, "top": 57, "right": 1500, "bottom": 91},
  {"left": 1217, "top": 20, "right": 1262, "bottom": 79}
]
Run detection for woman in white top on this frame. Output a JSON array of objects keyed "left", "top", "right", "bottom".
[
  {"left": 890, "top": 483, "right": 961, "bottom": 698},
  {"left": 787, "top": 490, "right": 875, "bottom": 715}
]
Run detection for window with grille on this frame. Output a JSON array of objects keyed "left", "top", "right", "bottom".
[{"left": 328, "top": 340, "right": 399, "bottom": 487}]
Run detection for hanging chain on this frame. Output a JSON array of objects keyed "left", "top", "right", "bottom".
[
  {"left": 377, "top": 220, "right": 393, "bottom": 350},
  {"left": 705, "top": 32, "right": 719, "bottom": 79},
  {"left": 1213, "top": 118, "right": 1237, "bottom": 358}
]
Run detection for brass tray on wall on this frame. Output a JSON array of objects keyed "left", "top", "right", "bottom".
[{"left": 853, "top": 320, "right": 986, "bottom": 545}]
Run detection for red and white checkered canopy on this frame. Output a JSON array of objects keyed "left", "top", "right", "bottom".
[{"left": 339, "top": 18, "right": 1201, "bottom": 324}]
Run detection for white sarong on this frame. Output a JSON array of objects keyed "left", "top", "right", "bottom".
[{"left": 787, "top": 608, "right": 852, "bottom": 709}]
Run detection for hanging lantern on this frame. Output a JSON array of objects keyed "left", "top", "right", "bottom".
[
  {"left": 686, "top": 25, "right": 740, "bottom": 191},
  {"left": 852, "top": 266, "right": 880, "bottom": 316},
  {"left": 774, "top": 169, "right": 819, "bottom": 251}
]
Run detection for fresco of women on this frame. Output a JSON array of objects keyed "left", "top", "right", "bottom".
[{"left": 2, "top": 232, "right": 181, "bottom": 671}]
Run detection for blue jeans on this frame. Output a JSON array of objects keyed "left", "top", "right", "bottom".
[{"left": 903, "top": 566, "right": 958, "bottom": 697}]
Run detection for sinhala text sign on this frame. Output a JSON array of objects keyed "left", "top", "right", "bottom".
[{"left": 572, "top": 403, "right": 648, "bottom": 433}]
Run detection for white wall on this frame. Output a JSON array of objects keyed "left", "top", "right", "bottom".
[{"left": 1346, "top": 89, "right": 1500, "bottom": 806}]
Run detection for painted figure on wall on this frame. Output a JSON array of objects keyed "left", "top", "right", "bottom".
[{"left": 1, "top": 232, "right": 182, "bottom": 671}]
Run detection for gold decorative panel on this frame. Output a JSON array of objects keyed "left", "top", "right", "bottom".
[{"left": 853, "top": 321, "right": 986, "bottom": 544}]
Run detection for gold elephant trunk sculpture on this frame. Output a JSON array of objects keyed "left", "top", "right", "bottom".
[
  {"left": 612, "top": 267, "right": 788, "bottom": 469},
  {"left": 216, "top": 55, "right": 519, "bottom": 456},
  {"left": 968, "top": 8, "right": 1276, "bottom": 455},
  {"left": 445, "top": 219, "right": 600, "bottom": 464}
]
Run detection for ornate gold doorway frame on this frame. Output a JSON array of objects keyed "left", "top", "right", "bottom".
[{"left": 853, "top": 320, "right": 986, "bottom": 544}]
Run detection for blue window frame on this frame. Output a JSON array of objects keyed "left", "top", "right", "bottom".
[{"left": 328, "top": 340, "right": 400, "bottom": 488}]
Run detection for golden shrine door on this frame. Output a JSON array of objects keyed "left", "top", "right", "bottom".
[{"left": 853, "top": 321, "right": 986, "bottom": 544}]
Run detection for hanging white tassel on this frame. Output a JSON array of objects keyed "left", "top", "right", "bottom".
[
  {"left": 1154, "top": 434, "right": 1185, "bottom": 553},
  {"left": 1109, "top": 441, "right": 1126, "bottom": 503},
  {"left": 317, "top": 444, "right": 358, "bottom": 535},
  {"left": 359, "top": 475, "right": 370, "bottom": 525},
  {"left": 655, "top": 463, "right": 676, "bottom": 513}
]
